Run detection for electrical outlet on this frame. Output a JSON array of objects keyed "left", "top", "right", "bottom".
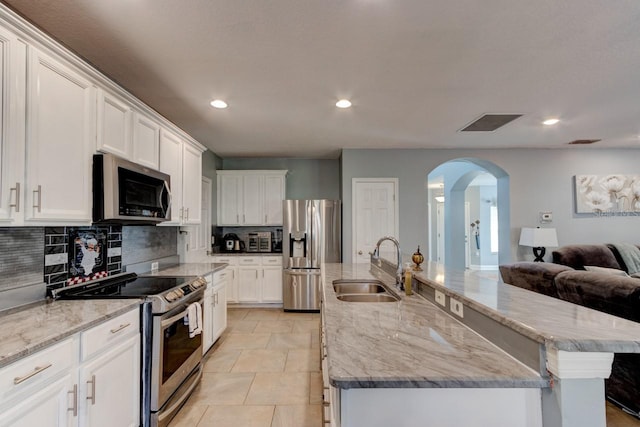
[
  {"left": 151, "top": 262, "right": 159, "bottom": 271},
  {"left": 450, "top": 298, "right": 464, "bottom": 318},
  {"left": 435, "top": 290, "right": 446, "bottom": 306}
]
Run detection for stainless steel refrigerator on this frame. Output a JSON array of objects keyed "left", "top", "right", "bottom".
[{"left": 283, "top": 200, "right": 341, "bottom": 311}]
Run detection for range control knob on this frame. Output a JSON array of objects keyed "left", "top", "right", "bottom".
[
  {"left": 192, "top": 278, "right": 207, "bottom": 289},
  {"left": 165, "top": 290, "right": 178, "bottom": 302}
]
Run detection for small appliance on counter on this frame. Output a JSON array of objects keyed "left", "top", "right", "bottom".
[
  {"left": 223, "top": 233, "right": 245, "bottom": 252},
  {"left": 247, "top": 232, "right": 272, "bottom": 252}
]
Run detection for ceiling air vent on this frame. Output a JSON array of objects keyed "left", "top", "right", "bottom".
[
  {"left": 568, "top": 139, "right": 601, "bottom": 145},
  {"left": 459, "top": 114, "right": 523, "bottom": 132}
]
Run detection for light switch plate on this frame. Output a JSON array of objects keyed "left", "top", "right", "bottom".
[
  {"left": 450, "top": 298, "right": 464, "bottom": 318},
  {"left": 151, "top": 262, "right": 159, "bottom": 272}
]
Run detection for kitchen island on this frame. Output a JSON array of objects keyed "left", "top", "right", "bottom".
[{"left": 321, "top": 262, "right": 640, "bottom": 427}]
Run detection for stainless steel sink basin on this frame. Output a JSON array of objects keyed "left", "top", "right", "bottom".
[
  {"left": 336, "top": 293, "right": 399, "bottom": 303},
  {"left": 333, "top": 281, "right": 387, "bottom": 295}
]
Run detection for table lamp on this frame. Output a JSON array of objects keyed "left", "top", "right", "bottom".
[{"left": 519, "top": 227, "right": 558, "bottom": 262}]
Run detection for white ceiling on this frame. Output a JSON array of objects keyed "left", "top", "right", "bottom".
[{"left": 5, "top": 0, "right": 640, "bottom": 158}]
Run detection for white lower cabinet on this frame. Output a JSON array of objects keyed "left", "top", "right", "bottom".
[
  {"left": 78, "top": 334, "right": 140, "bottom": 427},
  {"left": 203, "top": 271, "right": 229, "bottom": 354},
  {"left": 212, "top": 255, "right": 283, "bottom": 304},
  {"left": 0, "top": 308, "right": 140, "bottom": 427}
]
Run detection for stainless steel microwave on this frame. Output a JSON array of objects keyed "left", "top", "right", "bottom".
[{"left": 93, "top": 153, "right": 171, "bottom": 224}]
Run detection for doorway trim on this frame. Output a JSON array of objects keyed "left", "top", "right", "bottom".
[{"left": 351, "top": 177, "right": 399, "bottom": 263}]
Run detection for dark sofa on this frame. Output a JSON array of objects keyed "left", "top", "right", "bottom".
[{"left": 500, "top": 244, "right": 640, "bottom": 417}]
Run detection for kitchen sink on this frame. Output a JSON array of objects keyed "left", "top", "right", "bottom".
[
  {"left": 336, "top": 293, "right": 399, "bottom": 303},
  {"left": 333, "top": 281, "right": 387, "bottom": 295}
]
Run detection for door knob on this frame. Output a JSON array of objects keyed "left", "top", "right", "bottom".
[{"left": 358, "top": 250, "right": 363, "bottom": 255}]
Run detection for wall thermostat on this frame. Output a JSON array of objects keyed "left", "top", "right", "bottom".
[{"left": 540, "top": 212, "right": 553, "bottom": 223}]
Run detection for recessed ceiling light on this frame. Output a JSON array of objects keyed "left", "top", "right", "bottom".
[
  {"left": 210, "top": 99, "right": 228, "bottom": 109},
  {"left": 336, "top": 99, "right": 352, "bottom": 109},
  {"left": 542, "top": 118, "right": 560, "bottom": 126}
]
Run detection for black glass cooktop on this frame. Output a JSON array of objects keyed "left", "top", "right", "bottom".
[{"left": 57, "top": 273, "right": 194, "bottom": 298}]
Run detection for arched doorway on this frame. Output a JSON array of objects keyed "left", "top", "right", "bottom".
[{"left": 427, "top": 158, "right": 510, "bottom": 270}]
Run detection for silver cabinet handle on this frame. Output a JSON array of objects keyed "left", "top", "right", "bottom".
[
  {"left": 265, "top": 214, "right": 267, "bottom": 223},
  {"left": 9, "top": 182, "right": 20, "bottom": 212},
  {"left": 13, "top": 363, "right": 52, "bottom": 384},
  {"left": 110, "top": 323, "right": 131, "bottom": 334},
  {"left": 185, "top": 207, "right": 189, "bottom": 221},
  {"left": 68, "top": 384, "right": 78, "bottom": 417},
  {"left": 33, "top": 185, "right": 42, "bottom": 213},
  {"left": 236, "top": 214, "right": 239, "bottom": 223},
  {"left": 243, "top": 214, "right": 246, "bottom": 223},
  {"left": 179, "top": 207, "right": 184, "bottom": 220},
  {"left": 86, "top": 375, "right": 96, "bottom": 405}
]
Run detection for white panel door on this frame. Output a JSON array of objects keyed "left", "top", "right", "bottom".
[
  {"left": 158, "top": 128, "right": 183, "bottom": 225},
  {"left": 262, "top": 266, "right": 283, "bottom": 302},
  {"left": 242, "top": 174, "right": 263, "bottom": 225},
  {"left": 181, "top": 142, "right": 202, "bottom": 224},
  {"left": 264, "top": 174, "right": 285, "bottom": 225},
  {"left": 238, "top": 267, "right": 261, "bottom": 302},
  {"left": 132, "top": 111, "right": 160, "bottom": 169},
  {"left": 352, "top": 179, "right": 398, "bottom": 263},
  {"left": 212, "top": 282, "right": 227, "bottom": 342},
  {"left": 25, "top": 48, "right": 95, "bottom": 223},
  {"left": 96, "top": 89, "right": 132, "bottom": 159}
]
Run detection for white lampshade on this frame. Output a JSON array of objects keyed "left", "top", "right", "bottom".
[{"left": 519, "top": 227, "right": 558, "bottom": 248}]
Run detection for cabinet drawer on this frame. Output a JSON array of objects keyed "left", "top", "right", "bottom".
[
  {"left": 213, "top": 270, "right": 228, "bottom": 282},
  {"left": 238, "top": 257, "right": 260, "bottom": 265},
  {"left": 262, "top": 256, "right": 282, "bottom": 266},
  {"left": 0, "top": 337, "right": 76, "bottom": 397},
  {"left": 81, "top": 309, "right": 139, "bottom": 361},
  {"left": 212, "top": 256, "right": 238, "bottom": 265}
]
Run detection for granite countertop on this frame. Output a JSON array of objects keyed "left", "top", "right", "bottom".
[
  {"left": 412, "top": 261, "right": 640, "bottom": 353},
  {"left": 0, "top": 299, "right": 141, "bottom": 368},
  {"left": 322, "top": 263, "right": 547, "bottom": 390},
  {"left": 143, "top": 262, "right": 228, "bottom": 277}
]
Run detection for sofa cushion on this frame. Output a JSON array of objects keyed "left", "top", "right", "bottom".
[
  {"left": 555, "top": 270, "right": 640, "bottom": 322},
  {"left": 584, "top": 265, "right": 629, "bottom": 276},
  {"left": 499, "top": 262, "right": 573, "bottom": 298},
  {"left": 552, "top": 244, "right": 621, "bottom": 270}
]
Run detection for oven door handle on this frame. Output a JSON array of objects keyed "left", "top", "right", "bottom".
[{"left": 161, "top": 307, "right": 190, "bottom": 328}]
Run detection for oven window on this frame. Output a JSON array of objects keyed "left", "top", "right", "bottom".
[{"left": 162, "top": 316, "right": 202, "bottom": 384}]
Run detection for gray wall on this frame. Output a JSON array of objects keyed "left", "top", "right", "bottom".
[
  {"left": 341, "top": 148, "right": 640, "bottom": 264},
  {"left": 222, "top": 158, "right": 341, "bottom": 200}
]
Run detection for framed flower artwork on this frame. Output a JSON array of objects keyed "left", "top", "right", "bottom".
[{"left": 574, "top": 175, "right": 640, "bottom": 214}]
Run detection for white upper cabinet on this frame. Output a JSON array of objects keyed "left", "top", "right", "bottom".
[
  {"left": 132, "top": 111, "right": 160, "bottom": 170},
  {"left": 96, "top": 88, "right": 132, "bottom": 159},
  {"left": 159, "top": 128, "right": 203, "bottom": 225},
  {"left": 25, "top": 47, "right": 95, "bottom": 223},
  {"left": 217, "top": 170, "right": 286, "bottom": 226},
  {"left": 0, "top": 27, "right": 24, "bottom": 223},
  {"left": 182, "top": 142, "right": 202, "bottom": 224}
]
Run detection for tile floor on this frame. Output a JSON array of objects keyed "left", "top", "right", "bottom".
[
  {"left": 169, "top": 307, "right": 640, "bottom": 427},
  {"left": 168, "top": 308, "right": 322, "bottom": 427}
]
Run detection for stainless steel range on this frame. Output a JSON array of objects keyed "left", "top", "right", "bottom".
[{"left": 53, "top": 272, "right": 207, "bottom": 427}]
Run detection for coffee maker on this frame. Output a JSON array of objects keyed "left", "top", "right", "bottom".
[{"left": 223, "top": 233, "right": 244, "bottom": 252}]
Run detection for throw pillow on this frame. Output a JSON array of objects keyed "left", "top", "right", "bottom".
[
  {"left": 631, "top": 272, "right": 640, "bottom": 279},
  {"left": 584, "top": 265, "right": 629, "bottom": 277}
]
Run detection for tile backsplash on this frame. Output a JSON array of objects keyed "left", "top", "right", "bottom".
[{"left": 0, "top": 227, "right": 44, "bottom": 292}]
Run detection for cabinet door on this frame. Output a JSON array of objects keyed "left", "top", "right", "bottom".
[
  {"left": 264, "top": 174, "right": 285, "bottom": 225},
  {"left": 158, "top": 129, "right": 183, "bottom": 225},
  {"left": 238, "top": 267, "right": 261, "bottom": 302},
  {"left": 212, "top": 282, "right": 227, "bottom": 342},
  {"left": 0, "top": 372, "right": 76, "bottom": 427},
  {"left": 181, "top": 142, "right": 202, "bottom": 224},
  {"left": 78, "top": 334, "right": 140, "bottom": 427},
  {"left": 218, "top": 174, "right": 242, "bottom": 225},
  {"left": 0, "top": 27, "right": 24, "bottom": 223},
  {"left": 262, "top": 266, "right": 283, "bottom": 302},
  {"left": 226, "top": 267, "right": 239, "bottom": 303},
  {"left": 96, "top": 89, "right": 132, "bottom": 159},
  {"left": 242, "top": 174, "right": 263, "bottom": 225},
  {"left": 25, "top": 48, "right": 95, "bottom": 223},
  {"left": 132, "top": 111, "right": 160, "bottom": 170}
]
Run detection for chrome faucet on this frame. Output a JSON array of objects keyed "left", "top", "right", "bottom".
[{"left": 372, "top": 236, "right": 403, "bottom": 290}]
